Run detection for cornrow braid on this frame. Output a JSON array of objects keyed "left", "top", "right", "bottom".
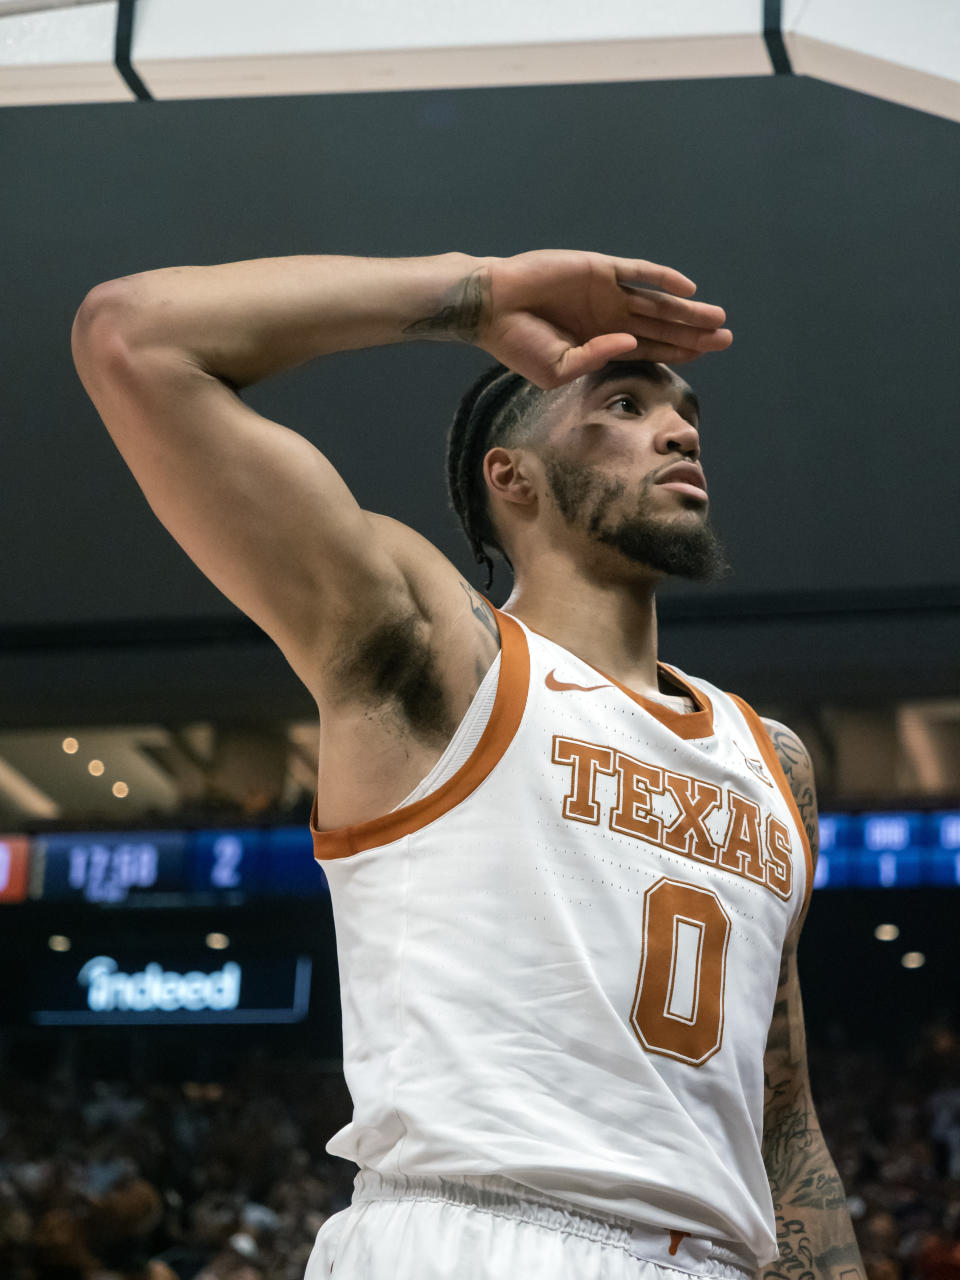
[{"left": 445, "top": 362, "right": 546, "bottom": 590}]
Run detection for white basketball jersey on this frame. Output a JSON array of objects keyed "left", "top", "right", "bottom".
[{"left": 309, "top": 609, "right": 812, "bottom": 1268}]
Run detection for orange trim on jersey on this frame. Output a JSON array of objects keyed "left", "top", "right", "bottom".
[
  {"left": 602, "top": 662, "right": 714, "bottom": 741},
  {"left": 309, "top": 608, "right": 529, "bottom": 861},
  {"left": 578, "top": 660, "right": 716, "bottom": 742},
  {"left": 728, "top": 693, "right": 814, "bottom": 922},
  {"left": 519, "top": 616, "right": 714, "bottom": 741}
]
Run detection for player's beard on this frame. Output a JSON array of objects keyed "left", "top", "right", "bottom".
[{"left": 542, "top": 453, "right": 730, "bottom": 581}]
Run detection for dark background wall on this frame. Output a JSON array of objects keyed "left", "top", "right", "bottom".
[{"left": 1, "top": 74, "right": 958, "bottom": 721}]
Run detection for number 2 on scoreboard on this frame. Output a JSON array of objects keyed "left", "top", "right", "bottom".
[{"left": 630, "top": 876, "right": 731, "bottom": 1066}]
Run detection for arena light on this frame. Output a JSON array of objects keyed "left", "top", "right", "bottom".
[
  {"left": 0, "top": 0, "right": 956, "bottom": 120},
  {"left": 874, "top": 923, "right": 900, "bottom": 941},
  {"left": 47, "top": 933, "right": 71, "bottom": 951},
  {"left": 205, "top": 931, "right": 230, "bottom": 950},
  {"left": 901, "top": 951, "right": 926, "bottom": 969}
]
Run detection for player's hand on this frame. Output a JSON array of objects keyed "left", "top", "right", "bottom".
[{"left": 473, "top": 249, "right": 732, "bottom": 389}]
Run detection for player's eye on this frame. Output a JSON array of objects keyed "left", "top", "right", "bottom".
[{"left": 609, "top": 394, "right": 641, "bottom": 414}]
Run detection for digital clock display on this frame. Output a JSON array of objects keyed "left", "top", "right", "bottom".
[{"left": 38, "top": 831, "right": 187, "bottom": 903}]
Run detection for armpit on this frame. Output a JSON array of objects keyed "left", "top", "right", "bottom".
[{"left": 333, "top": 609, "right": 457, "bottom": 744}]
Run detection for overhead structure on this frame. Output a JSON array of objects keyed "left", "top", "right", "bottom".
[
  {"left": 783, "top": 0, "right": 960, "bottom": 123},
  {"left": 0, "top": 0, "right": 957, "bottom": 120}
]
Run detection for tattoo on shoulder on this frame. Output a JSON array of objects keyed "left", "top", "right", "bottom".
[
  {"left": 460, "top": 580, "right": 500, "bottom": 648},
  {"left": 401, "top": 268, "right": 491, "bottom": 343},
  {"left": 764, "top": 720, "right": 819, "bottom": 863}
]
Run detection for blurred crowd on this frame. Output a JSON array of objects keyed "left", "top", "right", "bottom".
[
  {"left": 0, "top": 1054, "right": 355, "bottom": 1280},
  {"left": 812, "top": 1020, "right": 960, "bottom": 1280},
  {"left": 3, "top": 1023, "right": 960, "bottom": 1280}
]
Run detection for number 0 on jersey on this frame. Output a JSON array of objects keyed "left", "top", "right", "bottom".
[{"left": 631, "top": 877, "right": 731, "bottom": 1066}]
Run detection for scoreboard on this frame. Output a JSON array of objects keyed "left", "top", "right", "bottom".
[
  {"left": 1, "top": 811, "right": 959, "bottom": 907},
  {"left": 0, "top": 824, "right": 327, "bottom": 907},
  {"left": 814, "top": 810, "right": 960, "bottom": 888}
]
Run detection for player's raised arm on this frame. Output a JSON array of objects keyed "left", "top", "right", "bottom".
[
  {"left": 759, "top": 721, "right": 865, "bottom": 1280},
  {"left": 70, "top": 250, "right": 729, "bottom": 705},
  {"left": 70, "top": 253, "right": 481, "bottom": 701}
]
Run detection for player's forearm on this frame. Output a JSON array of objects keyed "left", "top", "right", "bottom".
[
  {"left": 73, "top": 252, "right": 490, "bottom": 389},
  {"left": 760, "top": 1108, "right": 864, "bottom": 1280}
]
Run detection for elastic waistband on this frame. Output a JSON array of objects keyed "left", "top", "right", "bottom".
[{"left": 351, "top": 1170, "right": 753, "bottom": 1278}]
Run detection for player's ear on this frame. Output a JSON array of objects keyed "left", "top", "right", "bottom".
[{"left": 484, "top": 448, "right": 536, "bottom": 507}]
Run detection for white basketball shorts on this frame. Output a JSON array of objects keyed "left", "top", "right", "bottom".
[{"left": 303, "top": 1171, "right": 756, "bottom": 1280}]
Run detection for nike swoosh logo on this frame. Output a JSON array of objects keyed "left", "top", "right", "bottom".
[{"left": 545, "top": 669, "right": 612, "bottom": 693}]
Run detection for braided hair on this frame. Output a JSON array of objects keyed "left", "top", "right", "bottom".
[{"left": 445, "top": 363, "right": 550, "bottom": 589}]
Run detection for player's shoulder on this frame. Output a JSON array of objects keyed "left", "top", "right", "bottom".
[
  {"left": 758, "top": 717, "right": 814, "bottom": 788},
  {"left": 692, "top": 680, "right": 820, "bottom": 864},
  {"left": 684, "top": 677, "right": 817, "bottom": 810},
  {"left": 759, "top": 717, "right": 819, "bottom": 864}
]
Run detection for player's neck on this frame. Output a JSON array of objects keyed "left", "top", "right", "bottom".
[{"left": 501, "top": 564, "right": 662, "bottom": 698}]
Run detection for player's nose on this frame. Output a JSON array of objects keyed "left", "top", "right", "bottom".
[{"left": 653, "top": 412, "right": 701, "bottom": 461}]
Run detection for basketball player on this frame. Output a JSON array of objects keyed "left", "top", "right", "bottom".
[{"left": 72, "top": 250, "right": 864, "bottom": 1280}]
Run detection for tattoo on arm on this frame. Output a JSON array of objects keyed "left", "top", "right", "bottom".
[
  {"left": 760, "top": 952, "right": 864, "bottom": 1280},
  {"left": 761, "top": 1073, "right": 863, "bottom": 1280},
  {"left": 402, "top": 268, "right": 491, "bottom": 343},
  {"left": 758, "top": 728, "right": 861, "bottom": 1280},
  {"left": 460, "top": 580, "right": 500, "bottom": 648},
  {"left": 763, "top": 720, "right": 819, "bottom": 863},
  {"left": 764, "top": 1081, "right": 847, "bottom": 1213}
]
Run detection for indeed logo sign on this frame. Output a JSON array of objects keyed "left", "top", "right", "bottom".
[{"left": 77, "top": 956, "right": 241, "bottom": 1014}]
